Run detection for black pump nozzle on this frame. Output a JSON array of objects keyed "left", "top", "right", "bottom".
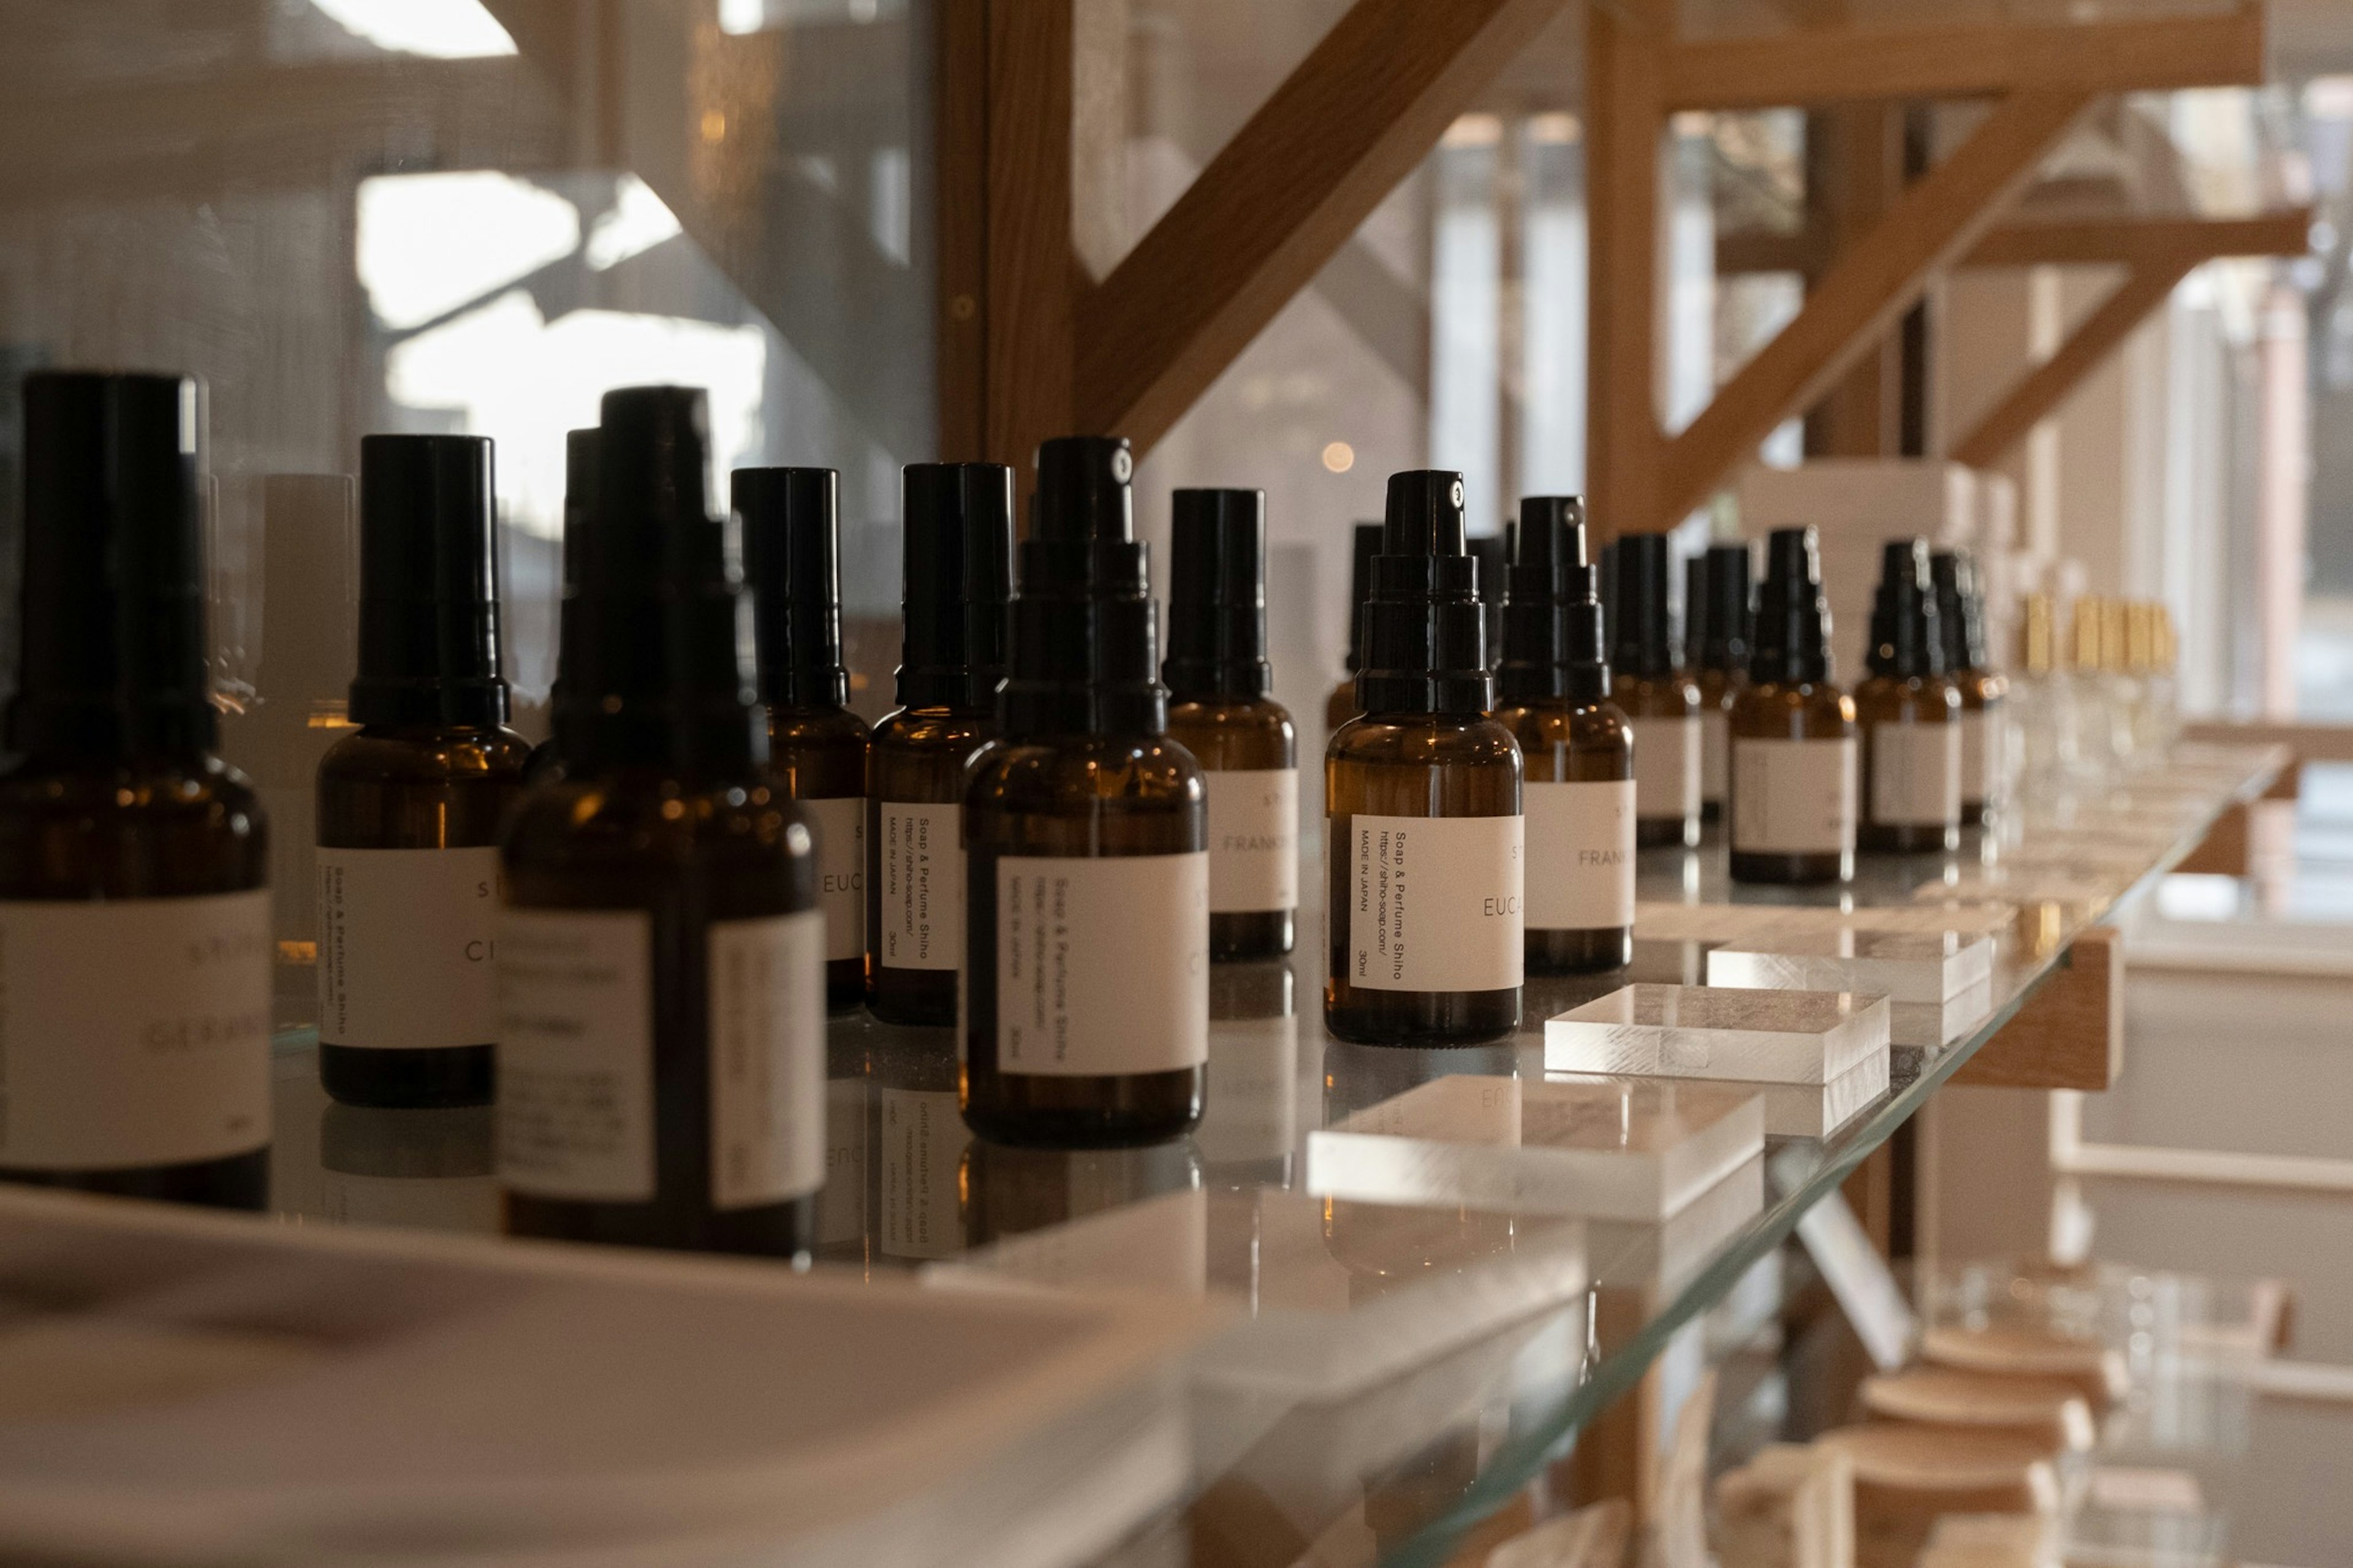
[
  {"left": 1608, "top": 531, "right": 1677, "bottom": 678},
  {"left": 1695, "top": 542, "right": 1754, "bottom": 673},
  {"left": 10, "top": 370, "right": 214, "bottom": 757},
  {"left": 1498, "top": 495, "right": 1608, "bottom": 706},
  {"left": 999, "top": 435, "right": 1164, "bottom": 737},
  {"left": 735, "top": 466, "right": 849, "bottom": 710},
  {"left": 1929, "top": 550, "right": 1989, "bottom": 673},
  {"left": 1868, "top": 537, "right": 1945, "bottom": 678},
  {"left": 1341, "top": 521, "right": 1381, "bottom": 673},
  {"left": 1355, "top": 470, "right": 1489, "bottom": 716},
  {"left": 1164, "top": 488, "right": 1270, "bottom": 701},
  {"left": 349, "top": 434, "right": 508, "bottom": 729},
  {"left": 1750, "top": 526, "right": 1835, "bottom": 686},
  {"left": 898, "top": 462, "right": 1013, "bottom": 712}
]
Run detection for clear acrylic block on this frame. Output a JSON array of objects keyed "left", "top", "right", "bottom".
[
  {"left": 1757, "top": 1047, "right": 1891, "bottom": 1137},
  {"left": 1544, "top": 983, "right": 1889, "bottom": 1085},
  {"left": 1705, "top": 928, "right": 1995, "bottom": 1004}
]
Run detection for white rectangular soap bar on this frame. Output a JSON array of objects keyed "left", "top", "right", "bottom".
[
  {"left": 1705, "top": 928, "right": 1993, "bottom": 1004},
  {"left": 1544, "top": 983, "right": 1889, "bottom": 1085}
]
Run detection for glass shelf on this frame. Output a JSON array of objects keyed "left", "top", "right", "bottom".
[{"left": 259, "top": 743, "right": 2286, "bottom": 1567}]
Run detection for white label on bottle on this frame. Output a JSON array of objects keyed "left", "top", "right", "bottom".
[
  {"left": 802, "top": 795, "right": 865, "bottom": 962},
  {"left": 1870, "top": 722, "right": 1962, "bottom": 828},
  {"left": 995, "top": 852, "right": 1210, "bottom": 1077},
  {"left": 496, "top": 909, "right": 654, "bottom": 1202},
  {"left": 818, "top": 1075, "right": 867, "bottom": 1246},
  {"left": 316, "top": 846, "right": 501, "bottom": 1050},
  {"left": 1629, "top": 715, "right": 1702, "bottom": 824},
  {"left": 879, "top": 1086, "right": 968, "bottom": 1259},
  {"left": 1702, "top": 709, "right": 1730, "bottom": 806},
  {"left": 1206, "top": 768, "right": 1298, "bottom": 913},
  {"left": 707, "top": 911, "right": 826, "bottom": 1210},
  {"left": 1340, "top": 812, "right": 1524, "bottom": 993},
  {"left": 1525, "top": 779, "right": 1635, "bottom": 931},
  {"left": 1961, "top": 708, "right": 2005, "bottom": 809},
  {"left": 0, "top": 890, "right": 271, "bottom": 1170},
  {"left": 1732, "top": 737, "right": 1858, "bottom": 855},
  {"left": 877, "top": 801, "right": 963, "bottom": 972}
]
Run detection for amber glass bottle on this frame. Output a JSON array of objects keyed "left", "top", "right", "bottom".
[
  {"left": 962, "top": 436, "right": 1208, "bottom": 1148},
  {"left": 1326, "top": 470, "right": 1523, "bottom": 1046},
  {"left": 1493, "top": 496, "right": 1631, "bottom": 974},
  {"left": 316, "top": 435, "right": 529, "bottom": 1109},
  {"left": 1856, "top": 539, "right": 1962, "bottom": 855},
  {"left": 0, "top": 372, "right": 270, "bottom": 1210},
  {"left": 1165, "top": 488, "right": 1297, "bottom": 962},
  {"left": 523, "top": 427, "right": 595, "bottom": 786},
  {"left": 1933, "top": 550, "right": 2007, "bottom": 825},
  {"left": 499, "top": 386, "right": 824, "bottom": 1257},
  {"left": 1729, "top": 527, "right": 1857, "bottom": 885},
  {"left": 866, "top": 462, "right": 1013, "bottom": 1025},
  {"left": 1681, "top": 542, "right": 1751, "bottom": 825},
  {"left": 1609, "top": 531, "right": 1701, "bottom": 848},
  {"left": 1325, "top": 521, "right": 1382, "bottom": 734},
  {"left": 738, "top": 466, "right": 868, "bottom": 1012}
]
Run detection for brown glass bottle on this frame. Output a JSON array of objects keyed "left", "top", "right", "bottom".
[
  {"left": 1326, "top": 471, "right": 1523, "bottom": 1046},
  {"left": 1729, "top": 527, "right": 1857, "bottom": 885},
  {"left": 1683, "top": 542, "right": 1752, "bottom": 825},
  {"left": 1933, "top": 550, "right": 2007, "bottom": 825},
  {"left": 1325, "top": 521, "right": 1382, "bottom": 734},
  {"left": 1494, "top": 496, "right": 1631, "bottom": 974},
  {"left": 866, "top": 462, "right": 1013, "bottom": 1025},
  {"left": 962, "top": 437, "right": 1208, "bottom": 1147},
  {"left": 1164, "top": 488, "right": 1297, "bottom": 962},
  {"left": 1856, "top": 539, "right": 1962, "bottom": 855},
  {"left": 499, "top": 386, "right": 823, "bottom": 1258},
  {"left": 0, "top": 372, "right": 271, "bottom": 1210},
  {"left": 1610, "top": 532, "right": 1702, "bottom": 848},
  {"left": 316, "top": 435, "right": 529, "bottom": 1109},
  {"left": 739, "top": 466, "right": 868, "bottom": 1013}
]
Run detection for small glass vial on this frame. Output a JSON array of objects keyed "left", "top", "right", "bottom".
[
  {"left": 1325, "top": 470, "right": 1523, "bottom": 1046},
  {"left": 1493, "top": 497, "right": 1632, "bottom": 975},
  {"left": 1931, "top": 550, "right": 2007, "bottom": 825},
  {"left": 316, "top": 435, "right": 530, "bottom": 1108},
  {"left": 1608, "top": 531, "right": 1702, "bottom": 848},
  {"left": 1325, "top": 521, "right": 1382, "bottom": 735},
  {"left": 1681, "top": 542, "right": 1752, "bottom": 825},
  {"left": 2009, "top": 592, "right": 2081, "bottom": 809},
  {"left": 1165, "top": 488, "right": 1298, "bottom": 962},
  {"left": 1857, "top": 539, "right": 1963, "bottom": 855},
  {"left": 499, "top": 387, "right": 824, "bottom": 1257},
  {"left": 523, "top": 426, "right": 595, "bottom": 786},
  {"left": 962, "top": 436, "right": 1208, "bottom": 1148},
  {"left": 867, "top": 461, "right": 1012, "bottom": 1025},
  {"left": 738, "top": 466, "right": 868, "bottom": 1012},
  {"left": 1729, "top": 527, "right": 1857, "bottom": 885},
  {"left": 0, "top": 372, "right": 271, "bottom": 1210}
]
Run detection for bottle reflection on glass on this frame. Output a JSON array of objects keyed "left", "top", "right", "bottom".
[
  {"left": 1199, "top": 960, "right": 1298, "bottom": 1187},
  {"left": 1855, "top": 539, "right": 1962, "bottom": 855},
  {"left": 317, "top": 1102, "right": 498, "bottom": 1233},
  {"left": 962, "top": 1137, "right": 1202, "bottom": 1251},
  {"left": 0, "top": 372, "right": 271, "bottom": 1210},
  {"left": 315, "top": 435, "right": 529, "bottom": 1109},
  {"left": 1728, "top": 527, "right": 1857, "bottom": 885},
  {"left": 1164, "top": 488, "right": 1298, "bottom": 963},
  {"left": 1608, "top": 532, "right": 1701, "bottom": 849},
  {"left": 870, "top": 1020, "right": 971, "bottom": 1265},
  {"left": 1932, "top": 551, "right": 2007, "bottom": 827}
]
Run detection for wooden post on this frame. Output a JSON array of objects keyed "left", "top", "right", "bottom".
[
  {"left": 1583, "top": 1, "right": 1665, "bottom": 543},
  {"left": 983, "top": 0, "right": 1081, "bottom": 506},
  {"left": 1805, "top": 102, "right": 1907, "bottom": 459}
]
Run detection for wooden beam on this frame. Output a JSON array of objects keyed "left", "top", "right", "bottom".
[
  {"left": 935, "top": 0, "right": 987, "bottom": 461},
  {"left": 1652, "top": 89, "right": 2090, "bottom": 532},
  {"left": 1583, "top": 0, "right": 1667, "bottom": 543},
  {"left": 1074, "top": 0, "right": 1569, "bottom": 456},
  {"left": 1806, "top": 102, "right": 1907, "bottom": 458},
  {"left": 1953, "top": 926, "right": 2123, "bottom": 1093},
  {"left": 1716, "top": 227, "right": 1829, "bottom": 277},
  {"left": 984, "top": 0, "right": 1081, "bottom": 492},
  {"left": 1721, "top": 210, "right": 2315, "bottom": 277},
  {"left": 1949, "top": 259, "right": 2191, "bottom": 466},
  {"left": 1662, "top": 7, "right": 2265, "bottom": 110}
]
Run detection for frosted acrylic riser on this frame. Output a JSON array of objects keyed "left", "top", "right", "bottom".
[
  {"left": 1544, "top": 984, "right": 1890, "bottom": 1086},
  {"left": 1553, "top": 1050, "right": 1889, "bottom": 1142},
  {"left": 1303, "top": 1074, "right": 1764, "bottom": 1222},
  {"left": 1892, "top": 977, "right": 1996, "bottom": 1048},
  {"left": 1703, "top": 929, "right": 1995, "bottom": 1004},
  {"left": 1634, "top": 900, "right": 2016, "bottom": 944}
]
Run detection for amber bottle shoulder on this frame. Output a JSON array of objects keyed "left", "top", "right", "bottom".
[
  {"left": 966, "top": 733, "right": 1205, "bottom": 816},
  {"left": 318, "top": 724, "right": 534, "bottom": 786},
  {"left": 1328, "top": 713, "right": 1522, "bottom": 770}
]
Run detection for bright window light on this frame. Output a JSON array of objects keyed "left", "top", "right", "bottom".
[
  {"left": 586, "top": 177, "right": 684, "bottom": 271},
  {"left": 309, "top": 0, "right": 515, "bottom": 58},
  {"left": 718, "top": 0, "right": 768, "bottom": 34},
  {"left": 358, "top": 172, "right": 580, "bottom": 330},
  {"left": 387, "top": 292, "right": 768, "bottom": 540}
]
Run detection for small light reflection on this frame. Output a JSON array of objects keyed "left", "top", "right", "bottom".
[{"left": 1321, "top": 441, "right": 1355, "bottom": 474}]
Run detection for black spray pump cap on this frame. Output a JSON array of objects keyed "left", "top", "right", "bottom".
[
  {"left": 1164, "top": 488, "right": 1270, "bottom": 700},
  {"left": 561, "top": 427, "right": 597, "bottom": 589},
  {"left": 349, "top": 434, "right": 508, "bottom": 729},
  {"left": 10, "top": 370, "right": 214, "bottom": 756},
  {"left": 1697, "top": 542, "right": 1754, "bottom": 672},
  {"left": 1498, "top": 494, "right": 1608, "bottom": 706},
  {"left": 1751, "top": 526, "right": 1835, "bottom": 684},
  {"left": 735, "top": 466, "right": 849, "bottom": 709},
  {"left": 898, "top": 462, "right": 1013, "bottom": 712},
  {"left": 1001, "top": 435, "right": 1164, "bottom": 737},
  {"left": 1356, "top": 470, "right": 1490, "bottom": 716},
  {"left": 1930, "top": 550, "right": 1989, "bottom": 672},
  {"left": 1869, "top": 537, "right": 1945, "bottom": 678},
  {"left": 1342, "top": 521, "right": 1382, "bottom": 672},
  {"left": 1609, "top": 531, "right": 1677, "bottom": 678},
  {"left": 562, "top": 385, "right": 763, "bottom": 774},
  {"left": 1683, "top": 553, "right": 1708, "bottom": 668}
]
